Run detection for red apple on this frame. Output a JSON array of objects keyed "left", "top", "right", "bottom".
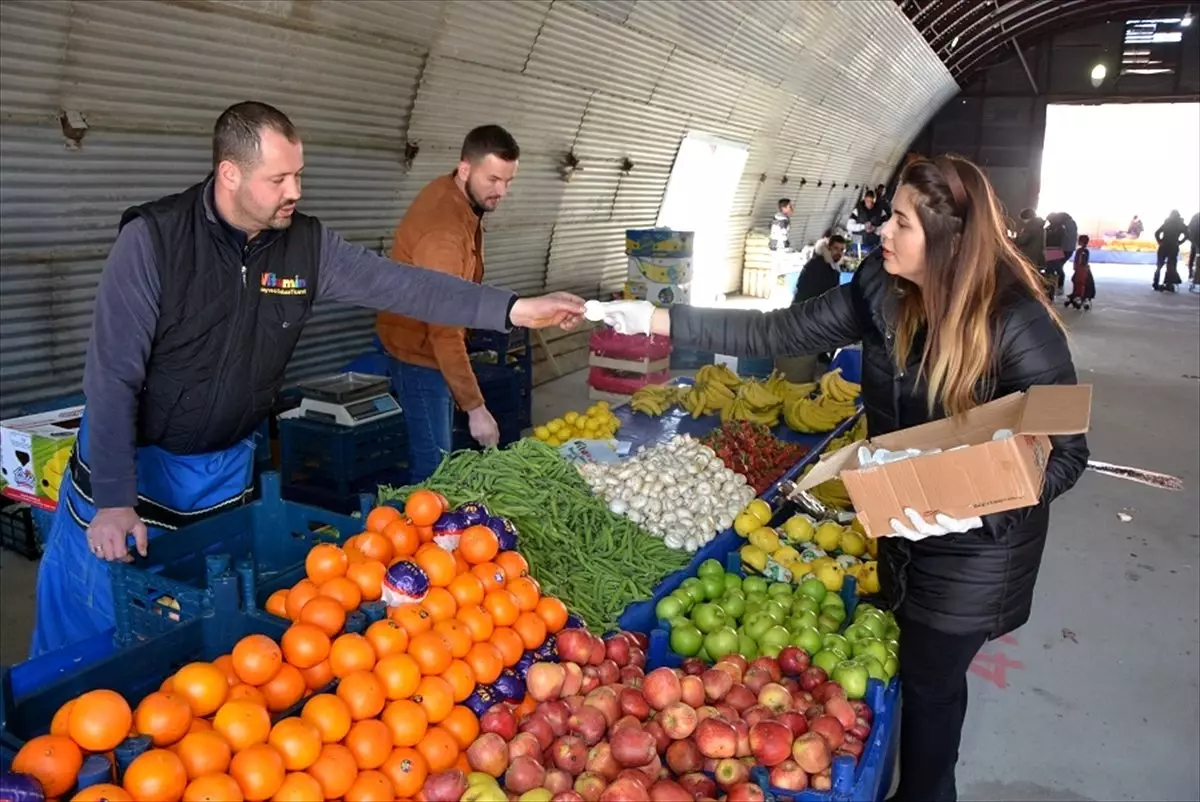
[
  {"left": 520, "top": 715, "right": 555, "bottom": 751},
  {"left": 605, "top": 634, "right": 631, "bottom": 667},
  {"left": 748, "top": 720, "right": 792, "bottom": 767},
  {"left": 552, "top": 735, "right": 589, "bottom": 775},
  {"left": 757, "top": 682, "right": 792, "bottom": 714},
  {"left": 824, "top": 697, "right": 856, "bottom": 730},
  {"left": 422, "top": 769, "right": 468, "bottom": 801},
  {"left": 798, "top": 667, "right": 827, "bottom": 692},
  {"left": 619, "top": 666, "right": 644, "bottom": 687},
  {"left": 545, "top": 768, "right": 574, "bottom": 794},
  {"left": 649, "top": 779, "right": 692, "bottom": 802},
  {"left": 609, "top": 727, "right": 657, "bottom": 768},
  {"left": 850, "top": 699, "right": 873, "bottom": 723},
  {"left": 629, "top": 647, "right": 646, "bottom": 670},
  {"left": 480, "top": 704, "right": 518, "bottom": 741},
  {"left": 580, "top": 667, "right": 600, "bottom": 694},
  {"left": 585, "top": 743, "right": 621, "bottom": 781},
  {"left": 780, "top": 677, "right": 799, "bottom": 694},
  {"left": 700, "top": 669, "right": 733, "bottom": 702},
  {"left": 805, "top": 703, "right": 825, "bottom": 721},
  {"left": 643, "top": 668, "right": 683, "bottom": 711},
  {"left": 678, "top": 772, "right": 716, "bottom": 799},
  {"left": 743, "top": 667, "right": 772, "bottom": 695},
  {"left": 467, "top": 732, "right": 510, "bottom": 778},
  {"left": 619, "top": 687, "right": 650, "bottom": 721},
  {"left": 777, "top": 646, "right": 810, "bottom": 676},
  {"left": 694, "top": 718, "right": 737, "bottom": 758},
  {"left": 679, "top": 675, "right": 704, "bottom": 708},
  {"left": 563, "top": 695, "right": 586, "bottom": 713},
  {"left": 848, "top": 717, "right": 871, "bottom": 741},
  {"left": 553, "top": 792, "right": 586, "bottom": 802},
  {"left": 811, "top": 769, "right": 832, "bottom": 791},
  {"left": 790, "top": 690, "right": 814, "bottom": 712},
  {"left": 695, "top": 705, "right": 721, "bottom": 722},
  {"left": 792, "top": 732, "right": 832, "bottom": 774},
  {"left": 574, "top": 772, "right": 607, "bottom": 802},
  {"left": 713, "top": 757, "right": 749, "bottom": 789},
  {"left": 809, "top": 715, "right": 845, "bottom": 750},
  {"left": 740, "top": 704, "right": 773, "bottom": 728},
  {"left": 839, "top": 734, "right": 864, "bottom": 759},
  {"left": 528, "top": 663, "right": 567, "bottom": 702},
  {"left": 584, "top": 686, "right": 621, "bottom": 727},
  {"left": 615, "top": 769, "right": 650, "bottom": 792},
  {"left": 724, "top": 654, "right": 748, "bottom": 674},
  {"left": 731, "top": 719, "right": 751, "bottom": 757},
  {"left": 626, "top": 631, "right": 649, "bottom": 650},
  {"left": 749, "top": 657, "right": 782, "bottom": 683},
  {"left": 713, "top": 660, "right": 743, "bottom": 684},
  {"left": 715, "top": 703, "right": 739, "bottom": 722},
  {"left": 644, "top": 719, "right": 671, "bottom": 755},
  {"left": 725, "top": 684, "right": 756, "bottom": 713},
  {"left": 557, "top": 629, "right": 593, "bottom": 665},
  {"left": 680, "top": 657, "right": 707, "bottom": 676},
  {"left": 636, "top": 754, "right": 662, "bottom": 783},
  {"left": 611, "top": 715, "right": 641, "bottom": 735},
  {"left": 659, "top": 701, "right": 698, "bottom": 740},
  {"left": 559, "top": 662, "right": 584, "bottom": 698},
  {"left": 508, "top": 732, "right": 543, "bottom": 762},
  {"left": 568, "top": 704, "right": 607, "bottom": 746},
  {"left": 776, "top": 712, "right": 808, "bottom": 737},
  {"left": 505, "top": 756, "right": 547, "bottom": 794},
  {"left": 769, "top": 759, "right": 809, "bottom": 791},
  {"left": 665, "top": 738, "right": 703, "bottom": 775},
  {"left": 588, "top": 637, "right": 606, "bottom": 666},
  {"left": 540, "top": 700, "right": 573, "bottom": 737},
  {"left": 599, "top": 777, "right": 646, "bottom": 802},
  {"left": 596, "top": 659, "right": 620, "bottom": 686},
  {"left": 726, "top": 782, "right": 766, "bottom": 802},
  {"left": 812, "top": 681, "right": 846, "bottom": 704}
]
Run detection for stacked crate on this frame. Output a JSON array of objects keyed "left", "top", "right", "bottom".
[{"left": 586, "top": 330, "right": 673, "bottom": 405}]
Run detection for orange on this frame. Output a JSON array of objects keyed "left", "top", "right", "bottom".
[
  {"left": 336, "top": 670, "right": 387, "bottom": 721},
  {"left": 381, "top": 747, "right": 427, "bottom": 799},
  {"left": 507, "top": 576, "right": 541, "bottom": 612},
  {"left": 75, "top": 784, "right": 135, "bottom": 802},
  {"left": 175, "top": 731, "right": 232, "bottom": 780},
  {"left": 490, "top": 627, "right": 524, "bottom": 667},
  {"left": 404, "top": 490, "right": 443, "bottom": 527},
  {"left": 123, "top": 748, "right": 188, "bottom": 802},
  {"left": 416, "top": 725, "right": 459, "bottom": 773},
  {"left": 417, "top": 524, "right": 435, "bottom": 543},
  {"left": 213, "top": 700, "right": 272, "bottom": 752},
  {"left": 182, "top": 773, "right": 244, "bottom": 802},
  {"left": 453, "top": 548, "right": 471, "bottom": 576},
  {"left": 366, "top": 505, "right": 401, "bottom": 533},
  {"left": 344, "top": 769, "right": 395, "bottom": 802},
  {"left": 433, "top": 619, "right": 473, "bottom": 659},
  {"left": 319, "top": 576, "right": 364, "bottom": 613},
  {"left": 232, "top": 634, "right": 284, "bottom": 686},
  {"left": 471, "top": 562, "right": 507, "bottom": 593},
  {"left": 343, "top": 719, "right": 392, "bottom": 770},
  {"left": 264, "top": 590, "right": 289, "bottom": 619},
  {"left": 160, "top": 676, "right": 176, "bottom": 694},
  {"left": 447, "top": 572, "right": 485, "bottom": 608},
  {"left": 280, "top": 623, "right": 331, "bottom": 669},
  {"left": 329, "top": 633, "right": 378, "bottom": 678},
  {"left": 298, "top": 659, "right": 334, "bottom": 692},
  {"left": 414, "top": 547, "right": 456, "bottom": 588},
  {"left": 229, "top": 683, "right": 268, "bottom": 706},
  {"left": 268, "top": 717, "right": 322, "bottom": 771},
  {"left": 407, "top": 631, "right": 452, "bottom": 676},
  {"left": 390, "top": 603, "right": 432, "bottom": 638},
  {"left": 364, "top": 619, "right": 409, "bottom": 659},
  {"left": 187, "top": 717, "right": 213, "bottom": 734},
  {"left": 171, "top": 663, "right": 230, "bottom": 718},
  {"left": 301, "top": 694, "right": 353, "bottom": 744},
  {"left": 513, "top": 693, "right": 537, "bottom": 721},
  {"left": 305, "top": 543, "right": 349, "bottom": 585},
  {"left": 440, "top": 705, "right": 481, "bottom": 750},
  {"left": 373, "top": 653, "right": 422, "bottom": 701},
  {"left": 442, "top": 659, "right": 476, "bottom": 703},
  {"left": 69, "top": 689, "right": 133, "bottom": 753},
  {"left": 346, "top": 560, "right": 386, "bottom": 603},
  {"left": 259, "top": 663, "right": 306, "bottom": 713},
  {"left": 495, "top": 550, "right": 529, "bottom": 580},
  {"left": 456, "top": 605, "right": 495, "bottom": 643},
  {"left": 283, "top": 580, "right": 320, "bottom": 621},
  {"left": 212, "top": 655, "right": 239, "bottom": 687},
  {"left": 412, "top": 675, "right": 454, "bottom": 724},
  {"left": 134, "top": 691, "right": 194, "bottom": 748},
  {"left": 49, "top": 698, "right": 75, "bottom": 737},
  {"left": 464, "top": 642, "right": 503, "bottom": 685},
  {"left": 12, "top": 734, "right": 82, "bottom": 798},
  {"left": 298, "top": 595, "right": 347, "bottom": 637},
  {"left": 307, "top": 743, "right": 358, "bottom": 800},
  {"left": 535, "top": 596, "right": 569, "bottom": 633},
  {"left": 269, "top": 771, "right": 324, "bottom": 802},
  {"left": 228, "top": 743, "right": 286, "bottom": 802},
  {"left": 380, "top": 699, "right": 427, "bottom": 748},
  {"left": 355, "top": 531, "right": 394, "bottom": 564},
  {"left": 513, "top": 611, "right": 548, "bottom": 650},
  {"left": 432, "top": 492, "right": 451, "bottom": 511},
  {"left": 420, "top": 587, "right": 457, "bottom": 622},
  {"left": 383, "top": 518, "right": 419, "bottom": 559},
  {"left": 458, "top": 525, "right": 499, "bottom": 565},
  {"left": 483, "top": 589, "right": 519, "bottom": 627}
]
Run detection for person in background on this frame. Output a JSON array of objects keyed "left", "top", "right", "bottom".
[
  {"left": 1066, "top": 234, "right": 1094, "bottom": 310},
  {"left": 1127, "top": 214, "right": 1144, "bottom": 239},
  {"left": 30, "top": 103, "right": 584, "bottom": 656},
  {"left": 1014, "top": 207, "right": 1046, "bottom": 272},
  {"left": 1153, "top": 209, "right": 1189, "bottom": 292},
  {"left": 851, "top": 190, "right": 888, "bottom": 252},
  {"left": 1042, "top": 212, "right": 1074, "bottom": 297},
  {"left": 775, "top": 234, "right": 848, "bottom": 382},
  {"left": 874, "top": 183, "right": 892, "bottom": 217},
  {"left": 377, "top": 125, "right": 520, "bottom": 481},
  {"left": 1186, "top": 212, "right": 1199, "bottom": 282},
  {"left": 769, "top": 198, "right": 793, "bottom": 252},
  {"left": 600, "top": 155, "right": 1088, "bottom": 802}
]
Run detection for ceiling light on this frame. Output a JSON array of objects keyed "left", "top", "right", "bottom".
[
  {"left": 1090, "top": 63, "right": 1107, "bottom": 87},
  {"left": 1182, "top": 13, "right": 1193, "bottom": 26}
]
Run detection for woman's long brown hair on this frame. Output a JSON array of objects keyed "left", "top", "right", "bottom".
[{"left": 892, "top": 155, "right": 1060, "bottom": 417}]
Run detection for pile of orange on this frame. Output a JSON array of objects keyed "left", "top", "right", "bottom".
[{"left": 16, "top": 490, "right": 575, "bottom": 801}]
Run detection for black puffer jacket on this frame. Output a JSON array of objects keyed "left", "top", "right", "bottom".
[{"left": 671, "top": 252, "right": 1090, "bottom": 637}]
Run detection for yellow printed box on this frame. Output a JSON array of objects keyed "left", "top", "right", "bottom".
[
  {"left": 628, "top": 255, "right": 694, "bottom": 285},
  {"left": 626, "top": 279, "right": 692, "bottom": 308},
  {"left": 0, "top": 405, "right": 82, "bottom": 511},
  {"left": 625, "top": 228, "right": 695, "bottom": 258}
]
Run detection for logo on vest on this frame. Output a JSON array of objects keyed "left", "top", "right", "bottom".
[{"left": 260, "top": 273, "right": 308, "bottom": 296}]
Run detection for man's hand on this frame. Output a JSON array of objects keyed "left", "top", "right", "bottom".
[
  {"left": 88, "top": 507, "right": 148, "bottom": 562},
  {"left": 467, "top": 406, "right": 501, "bottom": 448},
  {"left": 510, "top": 292, "right": 586, "bottom": 331}
]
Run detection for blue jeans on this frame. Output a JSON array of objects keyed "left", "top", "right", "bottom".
[{"left": 390, "top": 360, "right": 453, "bottom": 483}]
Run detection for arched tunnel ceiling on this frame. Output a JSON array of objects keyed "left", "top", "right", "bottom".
[{"left": 898, "top": 0, "right": 1193, "bottom": 83}]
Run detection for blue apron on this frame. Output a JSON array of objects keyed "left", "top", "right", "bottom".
[{"left": 31, "top": 412, "right": 255, "bottom": 657}]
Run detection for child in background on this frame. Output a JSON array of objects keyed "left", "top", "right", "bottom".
[{"left": 1066, "top": 234, "right": 1095, "bottom": 310}]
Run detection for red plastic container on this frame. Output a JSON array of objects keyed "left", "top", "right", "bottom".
[
  {"left": 588, "top": 329, "right": 672, "bottom": 361},
  {"left": 587, "top": 367, "right": 672, "bottom": 396}
]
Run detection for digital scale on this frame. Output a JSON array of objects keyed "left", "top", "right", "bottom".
[{"left": 279, "top": 372, "right": 402, "bottom": 427}]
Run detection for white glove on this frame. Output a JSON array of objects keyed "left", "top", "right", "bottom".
[
  {"left": 584, "top": 300, "right": 655, "bottom": 336},
  {"left": 885, "top": 508, "right": 983, "bottom": 541}
]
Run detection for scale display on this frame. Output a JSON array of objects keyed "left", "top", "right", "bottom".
[{"left": 281, "top": 372, "right": 403, "bottom": 428}]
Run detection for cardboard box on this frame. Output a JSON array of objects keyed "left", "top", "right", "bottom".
[
  {"left": 625, "top": 228, "right": 694, "bottom": 258},
  {"left": 628, "top": 255, "right": 694, "bottom": 285},
  {"left": 796, "top": 385, "right": 1092, "bottom": 537},
  {"left": 0, "top": 406, "right": 83, "bottom": 511},
  {"left": 625, "top": 278, "right": 691, "bottom": 307}
]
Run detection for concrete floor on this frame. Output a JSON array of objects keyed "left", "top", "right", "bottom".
[{"left": 2, "top": 264, "right": 1197, "bottom": 800}]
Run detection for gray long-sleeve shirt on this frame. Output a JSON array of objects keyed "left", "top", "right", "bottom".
[{"left": 83, "top": 218, "right": 517, "bottom": 509}]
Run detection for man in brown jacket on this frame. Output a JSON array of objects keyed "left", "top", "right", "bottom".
[{"left": 377, "top": 125, "right": 519, "bottom": 481}]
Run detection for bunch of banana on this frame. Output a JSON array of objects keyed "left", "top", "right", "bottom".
[
  {"left": 681, "top": 378, "right": 735, "bottom": 419},
  {"left": 695, "top": 363, "right": 742, "bottom": 389},
  {"left": 784, "top": 395, "right": 848, "bottom": 433},
  {"left": 809, "top": 476, "right": 853, "bottom": 510},
  {"left": 819, "top": 368, "right": 861, "bottom": 405},
  {"left": 719, "top": 379, "right": 783, "bottom": 426},
  {"left": 630, "top": 383, "right": 687, "bottom": 416}
]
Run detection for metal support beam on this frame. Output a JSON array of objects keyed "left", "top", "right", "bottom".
[{"left": 1012, "top": 38, "right": 1040, "bottom": 93}]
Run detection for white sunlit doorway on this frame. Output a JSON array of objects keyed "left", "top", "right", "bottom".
[{"left": 1038, "top": 102, "right": 1200, "bottom": 282}]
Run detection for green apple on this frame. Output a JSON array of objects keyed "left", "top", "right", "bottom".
[
  {"left": 718, "top": 594, "right": 746, "bottom": 621},
  {"left": 742, "top": 576, "right": 769, "bottom": 595},
  {"left": 791, "top": 626, "right": 824, "bottom": 656},
  {"left": 821, "top": 591, "right": 845, "bottom": 609},
  {"left": 817, "top": 613, "right": 841, "bottom": 635},
  {"left": 669, "top": 589, "right": 694, "bottom": 611},
  {"left": 701, "top": 574, "right": 726, "bottom": 601},
  {"left": 832, "top": 659, "right": 870, "bottom": 699},
  {"left": 519, "top": 790, "right": 553, "bottom": 802},
  {"left": 792, "top": 596, "right": 821, "bottom": 617},
  {"left": 811, "top": 649, "right": 842, "bottom": 674},
  {"left": 698, "top": 558, "right": 725, "bottom": 579},
  {"left": 885, "top": 624, "right": 902, "bottom": 641},
  {"left": 655, "top": 596, "right": 683, "bottom": 622},
  {"left": 798, "top": 578, "right": 827, "bottom": 603},
  {"left": 724, "top": 573, "right": 744, "bottom": 592},
  {"left": 744, "top": 600, "right": 765, "bottom": 620},
  {"left": 842, "top": 624, "right": 870, "bottom": 645},
  {"left": 822, "top": 634, "right": 852, "bottom": 658},
  {"left": 467, "top": 772, "right": 499, "bottom": 788},
  {"left": 698, "top": 645, "right": 712, "bottom": 662},
  {"left": 692, "top": 603, "right": 727, "bottom": 634},
  {"left": 884, "top": 656, "right": 899, "bottom": 678},
  {"left": 670, "top": 623, "right": 703, "bottom": 656},
  {"left": 857, "top": 613, "right": 886, "bottom": 639},
  {"left": 742, "top": 613, "right": 775, "bottom": 642},
  {"left": 821, "top": 605, "right": 847, "bottom": 625},
  {"left": 862, "top": 656, "right": 888, "bottom": 682},
  {"left": 762, "top": 600, "right": 788, "bottom": 623},
  {"left": 704, "top": 627, "right": 739, "bottom": 660},
  {"left": 758, "top": 625, "right": 791, "bottom": 653},
  {"left": 855, "top": 639, "right": 890, "bottom": 667},
  {"left": 668, "top": 615, "right": 690, "bottom": 631},
  {"left": 738, "top": 632, "right": 759, "bottom": 661},
  {"left": 768, "top": 582, "right": 793, "bottom": 599},
  {"left": 745, "top": 590, "right": 769, "bottom": 604}
]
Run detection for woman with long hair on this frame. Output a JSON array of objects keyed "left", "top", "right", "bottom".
[{"left": 599, "top": 155, "right": 1090, "bottom": 801}]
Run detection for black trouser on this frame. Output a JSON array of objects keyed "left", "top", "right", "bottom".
[
  {"left": 1154, "top": 249, "right": 1181, "bottom": 288},
  {"left": 893, "top": 616, "right": 988, "bottom": 802},
  {"left": 1188, "top": 243, "right": 1196, "bottom": 281},
  {"left": 1045, "top": 258, "right": 1067, "bottom": 295}
]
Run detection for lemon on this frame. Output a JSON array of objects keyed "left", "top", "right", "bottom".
[
  {"left": 773, "top": 546, "right": 801, "bottom": 565},
  {"left": 809, "top": 555, "right": 836, "bottom": 573},
  {"left": 745, "top": 499, "right": 773, "bottom": 525},
  {"left": 813, "top": 561, "right": 845, "bottom": 592},
  {"left": 596, "top": 401, "right": 610, "bottom": 412},
  {"left": 791, "top": 562, "right": 814, "bottom": 579},
  {"left": 866, "top": 537, "right": 878, "bottom": 558},
  {"left": 857, "top": 562, "right": 880, "bottom": 594},
  {"left": 734, "top": 513, "right": 761, "bottom": 537},
  {"left": 547, "top": 419, "right": 564, "bottom": 434},
  {"left": 839, "top": 530, "right": 867, "bottom": 557},
  {"left": 783, "top": 514, "right": 816, "bottom": 543},
  {"left": 748, "top": 527, "right": 781, "bottom": 553},
  {"left": 533, "top": 425, "right": 550, "bottom": 440},
  {"left": 564, "top": 411, "right": 580, "bottom": 425},
  {"left": 740, "top": 544, "right": 768, "bottom": 572},
  {"left": 814, "top": 521, "right": 844, "bottom": 552}
]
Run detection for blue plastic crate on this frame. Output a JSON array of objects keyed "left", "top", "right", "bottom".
[
  {"left": 670, "top": 346, "right": 715, "bottom": 370},
  {"left": 108, "top": 472, "right": 367, "bottom": 645},
  {"left": 280, "top": 413, "right": 409, "bottom": 491},
  {"left": 3, "top": 628, "right": 121, "bottom": 704},
  {"left": 829, "top": 346, "right": 863, "bottom": 384},
  {"left": 452, "top": 362, "right": 530, "bottom": 440}
]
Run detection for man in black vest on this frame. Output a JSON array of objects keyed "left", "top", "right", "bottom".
[{"left": 31, "top": 101, "right": 585, "bottom": 655}]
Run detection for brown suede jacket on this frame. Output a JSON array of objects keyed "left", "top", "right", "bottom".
[{"left": 377, "top": 174, "right": 485, "bottom": 411}]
